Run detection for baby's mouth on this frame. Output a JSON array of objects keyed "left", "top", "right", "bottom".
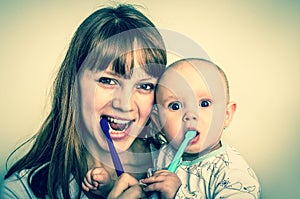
[{"left": 189, "top": 131, "right": 200, "bottom": 144}]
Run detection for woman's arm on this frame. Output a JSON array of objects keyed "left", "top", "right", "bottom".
[{"left": 1, "top": 172, "right": 36, "bottom": 198}]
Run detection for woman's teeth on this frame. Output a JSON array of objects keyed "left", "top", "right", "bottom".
[
  {"left": 107, "top": 116, "right": 130, "bottom": 124},
  {"left": 106, "top": 116, "right": 131, "bottom": 131}
]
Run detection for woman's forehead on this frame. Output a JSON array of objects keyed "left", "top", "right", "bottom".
[{"left": 105, "top": 64, "right": 156, "bottom": 79}]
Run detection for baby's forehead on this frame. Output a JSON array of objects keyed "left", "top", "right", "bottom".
[
  {"left": 171, "top": 59, "right": 216, "bottom": 73},
  {"left": 157, "top": 60, "right": 210, "bottom": 94},
  {"left": 160, "top": 59, "right": 216, "bottom": 83},
  {"left": 157, "top": 58, "right": 227, "bottom": 101}
]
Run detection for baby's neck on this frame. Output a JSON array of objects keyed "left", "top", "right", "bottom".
[{"left": 182, "top": 141, "right": 222, "bottom": 161}]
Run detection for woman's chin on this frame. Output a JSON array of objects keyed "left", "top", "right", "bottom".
[{"left": 112, "top": 136, "right": 135, "bottom": 152}]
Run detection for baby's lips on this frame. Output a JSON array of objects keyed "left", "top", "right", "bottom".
[
  {"left": 185, "top": 127, "right": 199, "bottom": 136},
  {"left": 186, "top": 127, "right": 197, "bottom": 132}
]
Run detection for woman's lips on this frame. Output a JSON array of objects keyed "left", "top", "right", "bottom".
[{"left": 109, "top": 128, "right": 130, "bottom": 139}]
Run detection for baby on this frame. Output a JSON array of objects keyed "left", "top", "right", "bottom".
[{"left": 140, "top": 58, "right": 261, "bottom": 198}]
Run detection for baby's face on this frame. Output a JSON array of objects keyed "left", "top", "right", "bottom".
[{"left": 156, "top": 60, "right": 227, "bottom": 154}]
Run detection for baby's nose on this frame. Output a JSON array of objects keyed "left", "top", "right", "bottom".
[{"left": 183, "top": 112, "right": 198, "bottom": 121}]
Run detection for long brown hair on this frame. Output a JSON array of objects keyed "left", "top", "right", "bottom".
[{"left": 5, "top": 4, "right": 166, "bottom": 199}]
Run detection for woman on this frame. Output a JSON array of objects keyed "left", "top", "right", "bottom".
[{"left": 1, "top": 4, "right": 166, "bottom": 199}]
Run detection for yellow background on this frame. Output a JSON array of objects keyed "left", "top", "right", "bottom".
[{"left": 1, "top": 0, "right": 299, "bottom": 198}]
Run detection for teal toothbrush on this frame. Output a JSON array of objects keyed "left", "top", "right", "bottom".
[
  {"left": 167, "top": 130, "right": 197, "bottom": 172},
  {"left": 149, "top": 130, "right": 197, "bottom": 199}
]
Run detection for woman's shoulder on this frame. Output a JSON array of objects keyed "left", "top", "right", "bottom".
[
  {"left": 0, "top": 169, "right": 37, "bottom": 198},
  {"left": 1, "top": 167, "right": 88, "bottom": 199}
]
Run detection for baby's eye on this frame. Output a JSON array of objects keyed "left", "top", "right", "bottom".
[
  {"left": 98, "top": 77, "right": 117, "bottom": 85},
  {"left": 136, "top": 83, "right": 155, "bottom": 93},
  {"left": 200, "top": 100, "right": 212, "bottom": 108},
  {"left": 168, "top": 102, "right": 182, "bottom": 111}
]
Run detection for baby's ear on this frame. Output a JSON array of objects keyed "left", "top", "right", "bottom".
[{"left": 224, "top": 101, "right": 237, "bottom": 128}]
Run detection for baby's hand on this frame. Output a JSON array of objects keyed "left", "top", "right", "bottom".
[
  {"left": 140, "top": 170, "right": 182, "bottom": 199},
  {"left": 82, "top": 167, "right": 113, "bottom": 195}
]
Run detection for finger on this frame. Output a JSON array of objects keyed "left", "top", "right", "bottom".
[
  {"left": 143, "top": 181, "right": 162, "bottom": 192},
  {"left": 141, "top": 174, "right": 167, "bottom": 184},
  {"left": 108, "top": 173, "right": 139, "bottom": 199},
  {"left": 86, "top": 169, "right": 93, "bottom": 183},
  {"left": 153, "top": 169, "right": 171, "bottom": 176},
  {"left": 91, "top": 167, "right": 108, "bottom": 185},
  {"left": 140, "top": 169, "right": 171, "bottom": 184},
  {"left": 81, "top": 181, "right": 90, "bottom": 192},
  {"left": 90, "top": 168, "right": 103, "bottom": 187},
  {"left": 92, "top": 173, "right": 104, "bottom": 183},
  {"left": 91, "top": 167, "right": 105, "bottom": 176},
  {"left": 83, "top": 176, "right": 96, "bottom": 190}
]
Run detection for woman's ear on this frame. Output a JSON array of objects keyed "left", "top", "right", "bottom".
[
  {"left": 147, "top": 104, "right": 168, "bottom": 146},
  {"left": 150, "top": 104, "right": 163, "bottom": 131},
  {"left": 224, "top": 101, "right": 237, "bottom": 128}
]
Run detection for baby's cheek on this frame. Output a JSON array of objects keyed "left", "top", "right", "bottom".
[{"left": 163, "top": 121, "right": 179, "bottom": 141}]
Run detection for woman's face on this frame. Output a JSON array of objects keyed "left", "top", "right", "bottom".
[{"left": 77, "top": 56, "right": 158, "bottom": 152}]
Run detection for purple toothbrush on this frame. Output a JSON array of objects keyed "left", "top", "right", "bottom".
[{"left": 100, "top": 117, "right": 124, "bottom": 177}]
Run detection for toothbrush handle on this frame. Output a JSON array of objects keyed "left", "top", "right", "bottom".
[
  {"left": 151, "top": 131, "right": 196, "bottom": 198},
  {"left": 106, "top": 137, "right": 124, "bottom": 177},
  {"left": 167, "top": 139, "right": 189, "bottom": 173},
  {"left": 101, "top": 118, "right": 124, "bottom": 177},
  {"left": 150, "top": 144, "right": 185, "bottom": 199},
  {"left": 167, "top": 158, "right": 181, "bottom": 173}
]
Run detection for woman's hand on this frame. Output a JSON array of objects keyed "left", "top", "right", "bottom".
[
  {"left": 107, "top": 173, "right": 146, "bottom": 199},
  {"left": 140, "top": 170, "right": 182, "bottom": 199},
  {"left": 82, "top": 167, "right": 112, "bottom": 191},
  {"left": 82, "top": 167, "right": 114, "bottom": 197}
]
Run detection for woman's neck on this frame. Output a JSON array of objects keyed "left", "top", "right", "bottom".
[{"left": 89, "top": 138, "right": 152, "bottom": 180}]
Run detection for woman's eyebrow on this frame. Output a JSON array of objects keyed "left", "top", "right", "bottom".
[
  {"left": 138, "top": 77, "right": 157, "bottom": 82},
  {"left": 102, "top": 71, "right": 122, "bottom": 77}
]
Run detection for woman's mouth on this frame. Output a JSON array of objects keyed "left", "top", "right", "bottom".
[{"left": 102, "top": 115, "right": 133, "bottom": 139}]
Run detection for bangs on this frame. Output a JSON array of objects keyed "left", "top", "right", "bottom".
[
  {"left": 81, "top": 28, "right": 166, "bottom": 78},
  {"left": 110, "top": 47, "right": 166, "bottom": 79}
]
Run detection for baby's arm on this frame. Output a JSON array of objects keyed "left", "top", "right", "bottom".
[
  {"left": 81, "top": 167, "right": 114, "bottom": 197},
  {"left": 212, "top": 168, "right": 261, "bottom": 199},
  {"left": 140, "top": 170, "right": 181, "bottom": 199}
]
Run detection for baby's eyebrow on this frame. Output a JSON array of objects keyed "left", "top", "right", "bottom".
[{"left": 159, "top": 95, "right": 178, "bottom": 104}]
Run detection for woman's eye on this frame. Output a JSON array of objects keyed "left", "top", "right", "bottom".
[
  {"left": 200, "top": 100, "right": 212, "bottom": 108},
  {"left": 168, "top": 102, "right": 182, "bottom": 111},
  {"left": 98, "top": 77, "right": 117, "bottom": 85},
  {"left": 137, "top": 83, "right": 155, "bottom": 93}
]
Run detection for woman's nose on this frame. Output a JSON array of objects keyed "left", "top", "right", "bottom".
[{"left": 112, "top": 88, "right": 133, "bottom": 112}]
